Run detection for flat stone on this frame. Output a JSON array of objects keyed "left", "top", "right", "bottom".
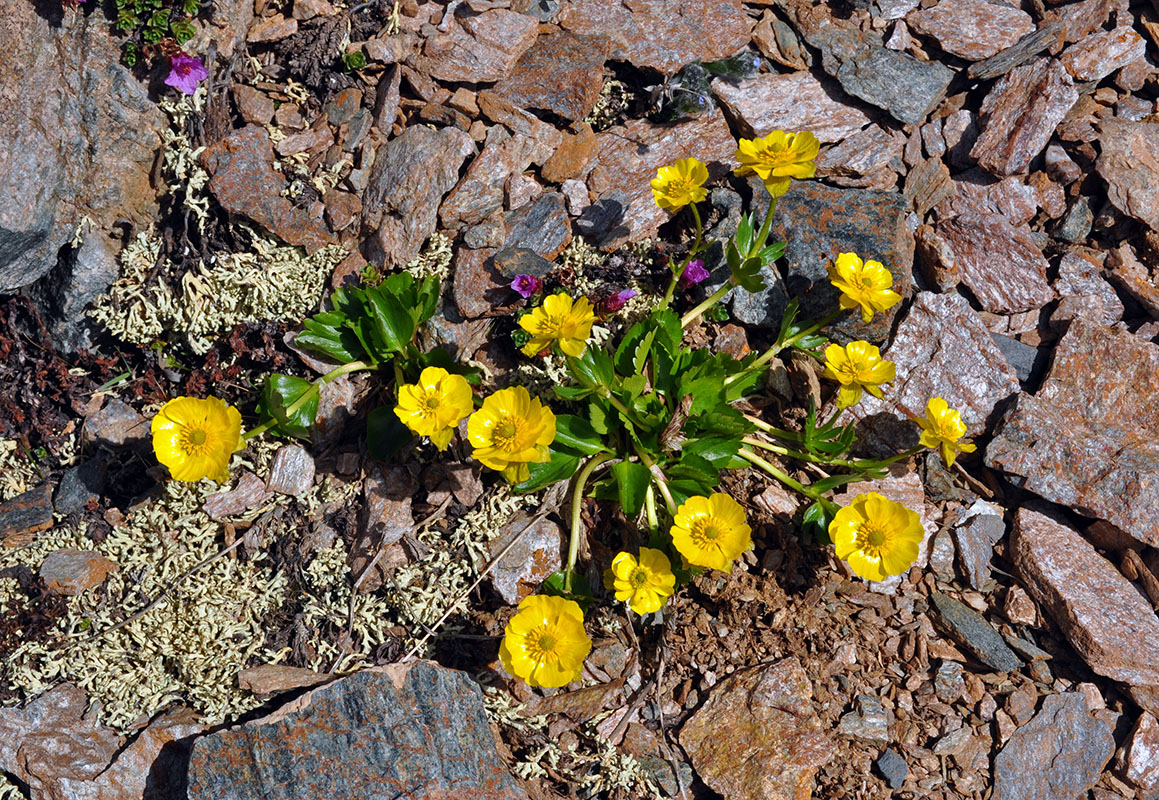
[
  {"left": 498, "top": 192, "right": 570, "bottom": 261},
  {"left": 1012, "top": 506, "right": 1159, "bottom": 712},
  {"left": 1055, "top": 196, "right": 1093, "bottom": 244},
  {"left": 415, "top": 9, "right": 538, "bottom": 83},
  {"left": 203, "top": 471, "right": 275, "bottom": 521},
  {"left": 936, "top": 170, "right": 1041, "bottom": 226},
  {"left": 85, "top": 398, "right": 148, "bottom": 447},
  {"left": 929, "top": 592, "right": 1023, "bottom": 672},
  {"left": 769, "top": 181, "right": 913, "bottom": 343},
  {"left": 935, "top": 660, "right": 966, "bottom": 703},
  {"left": 0, "top": 484, "right": 53, "bottom": 545},
  {"left": 557, "top": 0, "right": 752, "bottom": 74},
  {"left": 753, "top": 10, "right": 811, "bottom": 70},
  {"left": 1051, "top": 251, "right": 1123, "bottom": 330},
  {"left": 274, "top": 124, "right": 333, "bottom": 158},
  {"left": 1060, "top": 26, "right": 1146, "bottom": 82},
  {"left": 937, "top": 213, "right": 1054, "bottom": 314},
  {"left": 232, "top": 85, "right": 275, "bottom": 125},
  {"left": 292, "top": 0, "right": 334, "bottom": 20},
  {"left": 1097, "top": 119, "right": 1159, "bottom": 232},
  {"left": 835, "top": 44, "right": 954, "bottom": 126},
  {"left": 712, "top": 71, "right": 873, "bottom": 145},
  {"left": 680, "top": 658, "right": 834, "bottom": 799},
  {"left": 476, "top": 91, "right": 563, "bottom": 167},
  {"left": 1107, "top": 244, "right": 1159, "bottom": 318},
  {"left": 907, "top": 0, "right": 1035, "bottom": 61},
  {"left": 874, "top": 748, "right": 908, "bottom": 789},
  {"left": 987, "top": 321, "right": 1159, "bottom": 546},
  {"left": 452, "top": 247, "right": 516, "bottom": 319},
  {"left": 930, "top": 528, "right": 958, "bottom": 580},
  {"left": 492, "top": 32, "right": 610, "bottom": 122},
  {"left": 238, "top": 665, "right": 331, "bottom": 695},
  {"left": 53, "top": 459, "right": 106, "bottom": 516},
  {"left": 187, "top": 662, "right": 530, "bottom": 800},
  {"left": 815, "top": 125, "right": 905, "bottom": 187},
  {"left": 265, "top": 444, "right": 315, "bottom": 497},
  {"left": 39, "top": 548, "right": 117, "bottom": 596},
  {"left": 364, "top": 32, "right": 419, "bottom": 64},
  {"left": 914, "top": 223, "right": 959, "bottom": 291},
  {"left": 953, "top": 503, "right": 1005, "bottom": 591},
  {"left": 967, "top": 21, "right": 1064, "bottom": 82},
  {"left": 970, "top": 58, "right": 1078, "bottom": 177},
  {"left": 905, "top": 157, "right": 955, "bottom": 217},
  {"left": 1121, "top": 711, "right": 1159, "bottom": 792},
  {"left": 585, "top": 108, "right": 736, "bottom": 249},
  {"left": 203, "top": 126, "right": 333, "bottom": 254},
  {"left": 361, "top": 125, "right": 475, "bottom": 267},
  {"left": 350, "top": 464, "right": 415, "bottom": 591},
  {"left": 247, "top": 14, "right": 297, "bottom": 42},
  {"left": 992, "top": 693, "right": 1113, "bottom": 800},
  {"left": 323, "top": 189, "right": 361, "bottom": 233},
  {"left": 541, "top": 124, "right": 598, "bottom": 184},
  {"left": 493, "top": 246, "right": 553, "bottom": 279},
  {"left": 837, "top": 694, "right": 891, "bottom": 743},
  {"left": 487, "top": 511, "right": 563, "bottom": 604},
  {"left": 441, "top": 127, "right": 543, "bottom": 229}
]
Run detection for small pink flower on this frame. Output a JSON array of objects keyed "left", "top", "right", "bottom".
[
  {"left": 602, "top": 289, "right": 638, "bottom": 313},
  {"left": 679, "top": 259, "right": 710, "bottom": 288},
  {"left": 510, "top": 274, "right": 542, "bottom": 299},
  {"left": 165, "top": 53, "right": 208, "bottom": 96}
]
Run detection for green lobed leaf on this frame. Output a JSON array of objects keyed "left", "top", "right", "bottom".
[
  {"left": 540, "top": 571, "right": 594, "bottom": 611},
  {"left": 610, "top": 461, "right": 651, "bottom": 518},
  {"left": 512, "top": 447, "right": 583, "bottom": 494},
  {"left": 552, "top": 414, "right": 607, "bottom": 455},
  {"left": 259, "top": 374, "right": 318, "bottom": 440}
]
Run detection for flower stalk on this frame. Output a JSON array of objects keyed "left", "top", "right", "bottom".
[{"left": 565, "top": 453, "right": 614, "bottom": 592}]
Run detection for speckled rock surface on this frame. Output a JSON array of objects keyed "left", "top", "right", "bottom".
[
  {"left": 186, "top": 662, "right": 529, "bottom": 800},
  {"left": 492, "top": 31, "right": 611, "bottom": 122},
  {"left": 1096, "top": 119, "right": 1159, "bottom": 231},
  {"left": 415, "top": 9, "right": 539, "bottom": 83},
  {"left": 937, "top": 213, "right": 1054, "bottom": 314},
  {"left": 907, "top": 0, "right": 1035, "bottom": 61},
  {"left": 712, "top": 71, "right": 872, "bottom": 144}
]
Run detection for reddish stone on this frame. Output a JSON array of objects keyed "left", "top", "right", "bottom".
[
  {"left": 416, "top": 9, "right": 538, "bottom": 83},
  {"left": 1107, "top": 244, "right": 1159, "bottom": 317},
  {"left": 988, "top": 321, "right": 1159, "bottom": 546},
  {"left": 540, "top": 123, "right": 598, "bottom": 184},
  {"left": 265, "top": 444, "right": 315, "bottom": 497},
  {"left": 452, "top": 246, "right": 521, "bottom": 319},
  {"left": 440, "top": 127, "right": 543, "bottom": 229},
  {"left": 247, "top": 14, "right": 297, "bottom": 42},
  {"left": 937, "top": 213, "right": 1054, "bottom": 314},
  {"left": 238, "top": 665, "right": 331, "bottom": 695},
  {"left": 1121, "top": 712, "right": 1159, "bottom": 792},
  {"left": 323, "top": 189, "right": 361, "bottom": 233},
  {"left": 815, "top": 125, "right": 905, "bottom": 190},
  {"left": 970, "top": 58, "right": 1078, "bottom": 177},
  {"left": 0, "top": 484, "right": 53, "bottom": 545},
  {"left": 680, "top": 658, "right": 834, "bottom": 800},
  {"left": 1060, "top": 26, "right": 1146, "bottom": 82},
  {"left": 936, "top": 171, "right": 1040, "bottom": 226},
  {"left": 349, "top": 464, "right": 414, "bottom": 591},
  {"left": 476, "top": 91, "right": 563, "bottom": 167},
  {"left": 503, "top": 192, "right": 570, "bottom": 260},
  {"left": 203, "top": 471, "right": 275, "bottom": 521},
  {"left": 202, "top": 126, "right": 333, "bottom": 253},
  {"left": 1012, "top": 506, "right": 1159, "bottom": 713},
  {"left": 557, "top": 0, "right": 752, "bottom": 74},
  {"left": 492, "top": 32, "right": 610, "bottom": 122},
  {"left": 914, "top": 224, "right": 959, "bottom": 291},
  {"left": 907, "top": 0, "right": 1035, "bottom": 60},
  {"left": 713, "top": 71, "right": 872, "bottom": 145},
  {"left": 1051, "top": 251, "right": 1123, "bottom": 329},
  {"left": 232, "top": 85, "right": 275, "bottom": 125},
  {"left": 487, "top": 511, "right": 563, "bottom": 604},
  {"left": 39, "top": 549, "right": 118, "bottom": 596},
  {"left": 275, "top": 124, "right": 334, "bottom": 157},
  {"left": 1096, "top": 119, "right": 1159, "bottom": 232},
  {"left": 85, "top": 397, "right": 148, "bottom": 446}
]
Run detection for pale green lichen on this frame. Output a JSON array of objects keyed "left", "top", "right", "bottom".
[
  {"left": 158, "top": 89, "right": 212, "bottom": 233},
  {"left": 404, "top": 232, "right": 453, "bottom": 283},
  {"left": 0, "top": 774, "right": 25, "bottom": 800},
  {"left": 0, "top": 439, "right": 48, "bottom": 502}
]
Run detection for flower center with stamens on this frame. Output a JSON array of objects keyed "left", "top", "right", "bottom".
[
  {"left": 181, "top": 427, "right": 211, "bottom": 455},
  {"left": 630, "top": 568, "right": 649, "bottom": 588}
]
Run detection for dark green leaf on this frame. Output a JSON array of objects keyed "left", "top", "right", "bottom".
[
  {"left": 259, "top": 374, "right": 318, "bottom": 439},
  {"left": 366, "top": 405, "right": 412, "bottom": 462},
  {"left": 610, "top": 461, "right": 651, "bottom": 518},
  {"left": 801, "top": 501, "right": 835, "bottom": 544},
  {"left": 366, "top": 286, "right": 415, "bottom": 354},
  {"left": 512, "top": 447, "right": 582, "bottom": 494},
  {"left": 553, "top": 414, "right": 607, "bottom": 455},
  {"left": 541, "top": 571, "right": 594, "bottom": 611}
]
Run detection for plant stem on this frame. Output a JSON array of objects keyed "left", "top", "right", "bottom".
[
  {"left": 659, "top": 203, "right": 705, "bottom": 311},
  {"left": 743, "top": 414, "right": 803, "bottom": 442},
  {"left": 632, "top": 445, "right": 677, "bottom": 516},
  {"left": 680, "top": 280, "right": 733, "bottom": 329},
  {"left": 565, "top": 453, "right": 613, "bottom": 592},
  {"left": 644, "top": 485, "right": 659, "bottom": 534},
  {"left": 723, "top": 308, "right": 843, "bottom": 388},
  {"left": 742, "top": 437, "right": 923, "bottom": 470},
  {"left": 738, "top": 446, "right": 825, "bottom": 505},
  {"left": 243, "top": 360, "right": 372, "bottom": 440}
]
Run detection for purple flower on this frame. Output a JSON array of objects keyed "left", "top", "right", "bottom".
[
  {"left": 602, "top": 289, "right": 638, "bottom": 313},
  {"left": 679, "top": 259, "right": 710, "bottom": 288},
  {"left": 510, "top": 274, "right": 542, "bottom": 299},
  {"left": 165, "top": 53, "right": 209, "bottom": 96}
]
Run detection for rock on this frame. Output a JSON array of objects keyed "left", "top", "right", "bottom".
[
  {"left": 679, "top": 657, "right": 834, "bottom": 799},
  {"left": 541, "top": 124, "right": 598, "bottom": 184},
  {"left": 874, "top": 748, "right": 908, "bottom": 789},
  {"left": 837, "top": 694, "right": 891, "bottom": 743},
  {"left": 416, "top": 9, "right": 538, "bottom": 83},
  {"left": 1097, "top": 119, "right": 1159, "bottom": 231},
  {"left": 936, "top": 170, "right": 1040, "bottom": 226},
  {"left": 970, "top": 58, "right": 1078, "bottom": 177},
  {"left": 753, "top": 10, "right": 811, "bottom": 69},
  {"left": 28, "top": 232, "right": 123, "bottom": 352},
  {"left": 990, "top": 334, "right": 1043, "bottom": 384},
  {"left": 907, "top": 0, "right": 1035, "bottom": 61},
  {"left": 202, "top": 126, "right": 334, "bottom": 254},
  {"left": 265, "top": 445, "right": 315, "bottom": 497},
  {"left": 1107, "top": 244, "right": 1159, "bottom": 318},
  {"left": 935, "top": 661, "right": 966, "bottom": 703},
  {"left": 476, "top": 91, "right": 563, "bottom": 168},
  {"left": 187, "top": 662, "right": 530, "bottom": 800},
  {"left": 323, "top": 189, "right": 361, "bottom": 233},
  {"left": 1012, "top": 506, "right": 1159, "bottom": 713},
  {"left": 712, "top": 71, "right": 873, "bottom": 145},
  {"left": 930, "top": 528, "right": 958, "bottom": 580},
  {"left": 247, "top": 14, "right": 297, "bottom": 42},
  {"left": 0, "top": 3, "right": 163, "bottom": 292},
  {"left": 0, "top": 685, "right": 124, "bottom": 795},
  {"left": 293, "top": 0, "right": 334, "bottom": 20},
  {"left": 493, "top": 246, "right": 553, "bottom": 279},
  {"left": 1060, "top": 26, "right": 1145, "bottom": 82},
  {"left": 987, "top": 322, "right": 1159, "bottom": 546},
  {"left": 0, "top": 484, "right": 54, "bottom": 545},
  {"left": 492, "top": 32, "right": 610, "bottom": 122},
  {"left": 815, "top": 125, "right": 905, "bottom": 188},
  {"left": 39, "top": 548, "right": 117, "bottom": 596},
  {"left": 992, "top": 693, "right": 1113, "bottom": 800},
  {"left": 502, "top": 192, "right": 570, "bottom": 260},
  {"left": 557, "top": 0, "right": 752, "bottom": 74},
  {"left": 452, "top": 247, "right": 515, "bottom": 319},
  {"left": 905, "top": 157, "right": 955, "bottom": 217},
  {"left": 237, "top": 665, "right": 331, "bottom": 695},
  {"left": 203, "top": 471, "right": 275, "bottom": 521},
  {"left": 48, "top": 707, "right": 204, "bottom": 800},
  {"left": 967, "top": 21, "right": 1064, "bottom": 82},
  {"left": 85, "top": 400, "right": 148, "bottom": 448},
  {"left": 1004, "top": 585, "right": 1038, "bottom": 626},
  {"left": 834, "top": 44, "right": 955, "bottom": 126},
  {"left": 769, "top": 181, "right": 913, "bottom": 344},
  {"left": 441, "top": 128, "right": 542, "bottom": 229},
  {"left": 725, "top": 262, "right": 790, "bottom": 329},
  {"left": 914, "top": 224, "right": 959, "bottom": 291},
  {"left": 953, "top": 500, "right": 1006, "bottom": 592},
  {"left": 1051, "top": 251, "right": 1123, "bottom": 329},
  {"left": 846, "top": 292, "right": 1019, "bottom": 443},
  {"left": 1055, "top": 196, "right": 1093, "bottom": 243},
  {"left": 362, "top": 125, "right": 475, "bottom": 267},
  {"left": 929, "top": 592, "right": 1023, "bottom": 672},
  {"left": 1121, "top": 712, "right": 1159, "bottom": 793},
  {"left": 560, "top": 178, "right": 591, "bottom": 216},
  {"left": 487, "top": 511, "right": 563, "bottom": 604},
  {"left": 937, "top": 213, "right": 1054, "bottom": 313},
  {"left": 351, "top": 464, "right": 415, "bottom": 591},
  {"left": 585, "top": 108, "right": 735, "bottom": 249},
  {"left": 53, "top": 459, "right": 107, "bottom": 516},
  {"left": 274, "top": 124, "right": 334, "bottom": 158}
]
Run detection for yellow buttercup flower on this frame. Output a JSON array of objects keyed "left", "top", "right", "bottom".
[
  {"left": 670, "top": 493, "right": 753, "bottom": 573},
  {"left": 830, "top": 492, "right": 924, "bottom": 582},
  {"left": 467, "top": 386, "right": 556, "bottom": 483},
  {"left": 151, "top": 396, "right": 243, "bottom": 483},
  {"left": 916, "top": 397, "right": 977, "bottom": 468},
  {"left": 604, "top": 548, "right": 676, "bottom": 615},
  {"left": 651, "top": 157, "right": 709, "bottom": 212},
  {"left": 734, "top": 130, "right": 819, "bottom": 197},
  {"left": 394, "top": 366, "right": 474, "bottom": 451},
  {"left": 823, "top": 341, "right": 896, "bottom": 409},
  {"left": 499, "top": 594, "right": 592, "bottom": 688},
  {"left": 519, "top": 293, "right": 597, "bottom": 358},
  {"left": 827, "top": 252, "right": 902, "bottom": 323}
]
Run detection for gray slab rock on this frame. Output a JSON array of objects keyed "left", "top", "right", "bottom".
[
  {"left": 929, "top": 592, "right": 1023, "bottom": 672},
  {"left": 187, "top": 662, "right": 530, "bottom": 800},
  {"left": 993, "top": 693, "right": 1113, "bottom": 800},
  {"left": 835, "top": 45, "right": 954, "bottom": 126}
]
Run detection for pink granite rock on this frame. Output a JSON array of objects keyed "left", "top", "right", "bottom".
[{"left": 908, "top": 0, "right": 1035, "bottom": 61}]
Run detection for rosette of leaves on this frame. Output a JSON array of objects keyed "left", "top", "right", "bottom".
[
  {"left": 116, "top": 0, "right": 203, "bottom": 66},
  {"left": 653, "top": 51, "right": 762, "bottom": 119}
]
